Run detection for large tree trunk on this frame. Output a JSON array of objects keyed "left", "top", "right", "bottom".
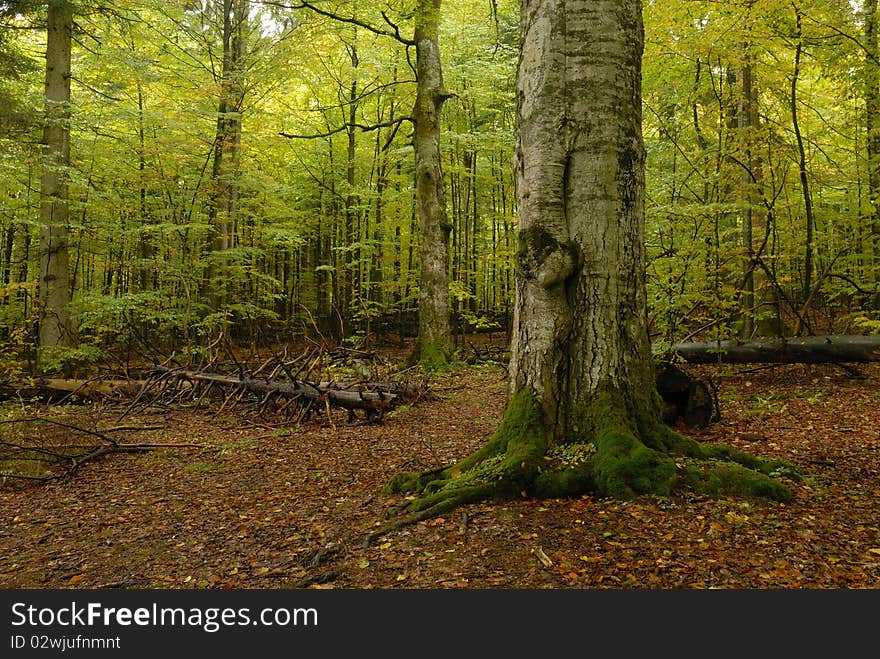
[
  {"left": 412, "top": 0, "right": 453, "bottom": 368},
  {"left": 37, "top": 0, "right": 77, "bottom": 364},
  {"left": 382, "top": 0, "right": 792, "bottom": 527},
  {"left": 509, "top": 0, "right": 657, "bottom": 444}
]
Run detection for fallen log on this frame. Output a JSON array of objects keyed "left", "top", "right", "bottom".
[
  {"left": 145, "top": 367, "right": 425, "bottom": 422},
  {"left": 0, "top": 378, "right": 143, "bottom": 404},
  {"left": 163, "top": 369, "right": 404, "bottom": 415},
  {"left": 0, "top": 369, "right": 422, "bottom": 420},
  {"left": 669, "top": 335, "right": 880, "bottom": 364}
]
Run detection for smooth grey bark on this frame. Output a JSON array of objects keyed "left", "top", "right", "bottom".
[
  {"left": 413, "top": 0, "right": 453, "bottom": 366},
  {"left": 37, "top": 0, "right": 77, "bottom": 359},
  {"left": 510, "top": 0, "right": 659, "bottom": 441}
]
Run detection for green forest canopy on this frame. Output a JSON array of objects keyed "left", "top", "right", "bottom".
[{"left": 0, "top": 0, "right": 878, "bottom": 373}]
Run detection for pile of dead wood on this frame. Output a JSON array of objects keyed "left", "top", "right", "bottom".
[
  {"left": 0, "top": 345, "right": 428, "bottom": 424},
  {"left": 0, "top": 345, "right": 427, "bottom": 485},
  {"left": 136, "top": 366, "right": 425, "bottom": 423}
]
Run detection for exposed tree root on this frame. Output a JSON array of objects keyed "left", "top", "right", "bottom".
[
  {"left": 370, "top": 388, "right": 799, "bottom": 545},
  {"left": 363, "top": 484, "right": 493, "bottom": 547},
  {"left": 288, "top": 569, "right": 344, "bottom": 589}
]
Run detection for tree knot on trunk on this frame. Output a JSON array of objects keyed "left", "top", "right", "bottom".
[{"left": 516, "top": 225, "right": 577, "bottom": 289}]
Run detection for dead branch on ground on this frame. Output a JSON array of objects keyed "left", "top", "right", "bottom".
[{"left": 0, "top": 417, "right": 196, "bottom": 486}]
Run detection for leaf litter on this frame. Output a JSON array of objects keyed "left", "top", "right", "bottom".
[{"left": 0, "top": 359, "right": 878, "bottom": 589}]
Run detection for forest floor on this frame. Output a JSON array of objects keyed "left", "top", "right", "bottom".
[{"left": 1, "top": 341, "right": 879, "bottom": 590}]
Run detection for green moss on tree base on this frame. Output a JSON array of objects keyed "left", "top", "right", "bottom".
[
  {"left": 592, "top": 431, "right": 677, "bottom": 499},
  {"left": 681, "top": 464, "right": 793, "bottom": 502},
  {"left": 385, "top": 387, "right": 546, "bottom": 500},
  {"left": 376, "top": 387, "right": 797, "bottom": 541},
  {"left": 413, "top": 340, "right": 453, "bottom": 372},
  {"left": 532, "top": 464, "right": 595, "bottom": 498}
]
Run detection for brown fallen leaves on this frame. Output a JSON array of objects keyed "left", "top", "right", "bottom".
[{"left": 0, "top": 358, "right": 878, "bottom": 589}]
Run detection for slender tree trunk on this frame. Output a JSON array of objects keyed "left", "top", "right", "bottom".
[
  {"left": 791, "top": 8, "right": 815, "bottom": 302},
  {"left": 865, "top": 0, "right": 880, "bottom": 289},
  {"left": 1, "top": 224, "right": 13, "bottom": 289},
  {"left": 343, "top": 41, "right": 359, "bottom": 334},
  {"left": 205, "top": 0, "right": 247, "bottom": 305},
  {"left": 413, "top": 0, "right": 453, "bottom": 367},
  {"left": 467, "top": 148, "right": 478, "bottom": 314},
  {"left": 136, "top": 83, "right": 155, "bottom": 291},
  {"left": 372, "top": 125, "right": 387, "bottom": 310},
  {"left": 38, "top": 0, "right": 76, "bottom": 362},
  {"left": 738, "top": 46, "right": 759, "bottom": 339}
]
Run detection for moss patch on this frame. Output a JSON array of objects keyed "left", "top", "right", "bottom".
[
  {"left": 415, "top": 340, "right": 453, "bottom": 372},
  {"left": 386, "top": 387, "right": 547, "bottom": 499},
  {"left": 591, "top": 430, "right": 677, "bottom": 499},
  {"left": 681, "top": 463, "right": 793, "bottom": 503},
  {"left": 377, "top": 385, "right": 798, "bottom": 541}
]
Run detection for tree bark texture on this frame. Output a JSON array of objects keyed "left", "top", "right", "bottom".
[
  {"left": 865, "top": 0, "right": 880, "bottom": 285},
  {"left": 38, "top": 0, "right": 76, "bottom": 356},
  {"left": 413, "top": 0, "right": 453, "bottom": 367},
  {"left": 511, "top": 0, "right": 657, "bottom": 441}
]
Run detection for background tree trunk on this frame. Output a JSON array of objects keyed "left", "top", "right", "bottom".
[
  {"left": 205, "top": 0, "right": 248, "bottom": 306},
  {"left": 865, "top": 0, "right": 880, "bottom": 290},
  {"left": 737, "top": 34, "right": 766, "bottom": 338},
  {"left": 413, "top": 0, "right": 453, "bottom": 368},
  {"left": 38, "top": 0, "right": 76, "bottom": 362},
  {"left": 791, "top": 7, "right": 815, "bottom": 303}
]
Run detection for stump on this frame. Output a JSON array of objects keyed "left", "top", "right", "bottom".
[{"left": 655, "top": 363, "right": 715, "bottom": 429}]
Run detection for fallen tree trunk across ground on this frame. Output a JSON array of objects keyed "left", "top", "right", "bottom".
[
  {"left": 157, "top": 368, "right": 420, "bottom": 419},
  {"left": 0, "top": 368, "right": 426, "bottom": 423},
  {"left": 0, "top": 379, "right": 143, "bottom": 404},
  {"left": 669, "top": 335, "right": 880, "bottom": 364}
]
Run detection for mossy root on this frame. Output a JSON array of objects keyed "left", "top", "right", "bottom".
[{"left": 371, "top": 389, "right": 797, "bottom": 545}]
